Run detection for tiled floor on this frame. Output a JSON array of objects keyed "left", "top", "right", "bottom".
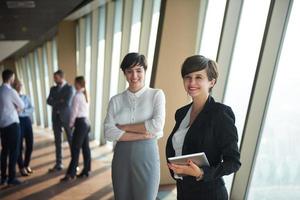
[{"left": 0, "top": 126, "right": 176, "bottom": 200}]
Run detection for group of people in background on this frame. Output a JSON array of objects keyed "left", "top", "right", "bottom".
[
  {"left": 0, "top": 52, "right": 241, "bottom": 200},
  {"left": 46, "top": 70, "right": 91, "bottom": 181},
  {"left": 0, "top": 70, "right": 34, "bottom": 186},
  {"left": 0, "top": 68, "right": 91, "bottom": 186}
]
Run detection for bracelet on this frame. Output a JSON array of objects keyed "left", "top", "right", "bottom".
[
  {"left": 195, "top": 169, "right": 204, "bottom": 181},
  {"left": 195, "top": 175, "right": 202, "bottom": 181}
]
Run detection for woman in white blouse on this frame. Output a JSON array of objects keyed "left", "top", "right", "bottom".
[
  {"left": 104, "top": 53, "right": 166, "bottom": 200},
  {"left": 61, "top": 76, "right": 91, "bottom": 181}
]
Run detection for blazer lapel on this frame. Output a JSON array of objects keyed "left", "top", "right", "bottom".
[{"left": 182, "top": 96, "right": 215, "bottom": 154}]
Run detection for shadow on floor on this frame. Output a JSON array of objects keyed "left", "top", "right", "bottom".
[
  {"left": 12, "top": 165, "right": 111, "bottom": 200},
  {"left": 83, "top": 184, "right": 114, "bottom": 200}
]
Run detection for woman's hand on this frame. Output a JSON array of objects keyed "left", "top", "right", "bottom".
[{"left": 168, "top": 160, "right": 204, "bottom": 180}]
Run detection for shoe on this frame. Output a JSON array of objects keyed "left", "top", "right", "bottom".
[
  {"left": 60, "top": 175, "right": 75, "bottom": 182},
  {"left": 48, "top": 165, "right": 64, "bottom": 173},
  {"left": 0, "top": 178, "right": 7, "bottom": 185},
  {"left": 25, "top": 166, "right": 33, "bottom": 174},
  {"left": 76, "top": 166, "right": 80, "bottom": 173},
  {"left": 77, "top": 171, "right": 89, "bottom": 178},
  {"left": 7, "top": 178, "right": 22, "bottom": 186},
  {"left": 20, "top": 168, "right": 29, "bottom": 176}
]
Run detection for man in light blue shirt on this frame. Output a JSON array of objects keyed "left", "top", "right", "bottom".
[{"left": 0, "top": 69, "right": 24, "bottom": 186}]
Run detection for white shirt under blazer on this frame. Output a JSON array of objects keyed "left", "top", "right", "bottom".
[{"left": 104, "top": 86, "right": 166, "bottom": 142}]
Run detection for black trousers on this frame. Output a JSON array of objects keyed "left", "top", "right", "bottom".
[
  {"left": 66, "top": 118, "right": 91, "bottom": 176},
  {"left": 17, "top": 117, "right": 34, "bottom": 169},
  {"left": 176, "top": 178, "right": 228, "bottom": 200},
  {"left": 52, "top": 113, "right": 72, "bottom": 166},
  {"left": 0, "top": 123, "right": 20, "bottom": 181}
]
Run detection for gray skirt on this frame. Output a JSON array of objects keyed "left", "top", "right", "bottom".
[{"left": 112, "top": 139, "right": 160, "bottom": 200}]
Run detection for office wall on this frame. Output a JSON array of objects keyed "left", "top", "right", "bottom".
[{"left": 56, "top": 21, "right": 77, "bottom": 84}]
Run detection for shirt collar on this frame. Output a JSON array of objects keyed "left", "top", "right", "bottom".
[
  {"left": 61, "top": 80, "right": 67, "bottom": 87},
  {"left": 3, "top": 83, "right": 12, "bottom": 89},
  {"left": 77, "top": 88, "right": 85, "bottom": 93},
  {"left": 126, "top": 86, "right": 148, "bottom": 98}
]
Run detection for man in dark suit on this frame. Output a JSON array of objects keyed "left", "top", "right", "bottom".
[{"left": 47, "top": 70, "right": 74, "bottom": 172}]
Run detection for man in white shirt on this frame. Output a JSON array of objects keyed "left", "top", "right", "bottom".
[{"left": 0, "top": 69, "right": 24, "bottom": 186}]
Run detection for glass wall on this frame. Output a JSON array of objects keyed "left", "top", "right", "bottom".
[
  {"left": 15, "top": 0, "right": 162, "bottom": 143},
  {"left": 14, "top": 38, "right": 59, "bottom": 128},
  {"left": 75, "top": 0, "right": 162, "bottom": 143},
  {"left": 198, "top": 0, "right": 227, "bottom": 60},
  {"left": 247, "top": 1, "right": 300, "bottom": 199},
  {"left": 198, "top": 0, "right": 271, "bottom": 193},
  {"left": 223, "top": 0, "right": 271, "bottom": 145}
]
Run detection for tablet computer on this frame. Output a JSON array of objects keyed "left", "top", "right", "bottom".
[{"left": 168, "top": 152, "right": 210, "bottom": 167}]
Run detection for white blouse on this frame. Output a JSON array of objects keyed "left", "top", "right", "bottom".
[
  {"left": 104, "top": 86, "right": 166, "bottom": 142},
  {"left": 172, "top": 106, "right": 192, "bottom": 156},
  {"left": 69, "top": 89, "right": 89, "bottom": 127}
]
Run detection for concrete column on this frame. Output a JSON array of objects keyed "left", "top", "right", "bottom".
[{"left": 56, "top": 21, "right": 77, "bottom": 83}]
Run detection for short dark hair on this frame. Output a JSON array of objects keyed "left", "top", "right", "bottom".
[
  {"left": 54, "top": 69, "right": 64, "bottom": 77},
  {"left": 120, "top": 53, "right": 148, "bottom": 72},
  {"left": 2, "top": 69, "right": 15, "bottom": 82},
  {"left": 181, "top": 55, "right": 218, "bottom": 82}
]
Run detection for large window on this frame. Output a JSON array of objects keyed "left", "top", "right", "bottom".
[
  {"left": 145, "top": 0, "right": 161, "bottom": 86},
  {"left": 224, "top": 0, "right": 271, "bottom": 143},
  {"left": 198, "top": 0, "right": 227, "bottom": 60},
  {"left": 109, "top": 0, "right": 123, "bottom": 98},
  {"left": 128, "top": 0, "right": 143, "bottom": 52},
  {"left": 85, "top": 14, "right": 92, "bottom": 92},
  {"left": 247, "top": 1, "right": 300, "bottom": 199},
  {"left": 222, "top": 0, "right": 271, "bottom": 192}
]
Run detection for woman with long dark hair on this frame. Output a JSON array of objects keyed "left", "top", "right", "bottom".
[{"left": 61, "top": 76, "right": 91, "bottom": 181}]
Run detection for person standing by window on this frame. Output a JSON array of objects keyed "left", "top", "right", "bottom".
[
  {"left": 104, "top": 53, "right": 166, "bottom": 200},
  {"left": 47, "top": 70, "right": 75, "bottom": 172},
  {"left": 61, "top": 76, "right": 91, "bottom": 181},
  {"left": 13, "top": 80, "right": 34, "bottom": 177},
  {"left": 0, "top": 69, "right": 24, "bottom": 186},
  {"left": 166, "top": 55, "right": 241, "bottom": 200}
]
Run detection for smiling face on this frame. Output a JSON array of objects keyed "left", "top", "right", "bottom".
[
  {"left": 124, "top": 65, "right": 145, "bottom": 92},
  {"left": 183, "top": 69, "right": 216, "bottom": 98}
]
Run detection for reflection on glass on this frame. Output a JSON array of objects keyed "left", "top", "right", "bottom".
[
  {"left": 223, "top": 0, "right": 270, "bottom": 192},
  {"left": 248, "top": 1, "right": 300, "bottom": 199},
  {"left": 199, "top": 0, "right": 226, "bottom": 60}
]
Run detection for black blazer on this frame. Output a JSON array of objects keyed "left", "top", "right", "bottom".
[
  {"left": 166, "top": 96, "right": 241, "bottom": 200},
  {"left": 47, "top": 83, "right": 75, "bottom": 123}
]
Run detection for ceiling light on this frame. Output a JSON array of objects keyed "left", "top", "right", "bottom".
[{"left": 6, "top": 1, "right": 36, "bottom": 9}]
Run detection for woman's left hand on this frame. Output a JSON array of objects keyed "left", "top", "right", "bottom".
[{"left": 168, "top": 160, "right": 204, "bottom": 179}]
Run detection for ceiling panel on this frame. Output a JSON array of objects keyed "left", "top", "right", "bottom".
[{"left": 0, "top": 0, "right": 90, "bottom": 40}]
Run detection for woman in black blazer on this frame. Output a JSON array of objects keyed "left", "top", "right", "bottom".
[{"left": 166, "top": 55, "right": 241, "bottom": 200}]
